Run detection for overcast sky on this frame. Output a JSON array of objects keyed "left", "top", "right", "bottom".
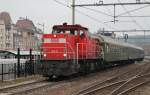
[{"left": 0, "top": 0, "right": 150, "bottom": 35}]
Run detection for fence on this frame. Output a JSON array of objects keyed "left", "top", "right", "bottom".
[
  {"left": 0, "top": 60, "right": 35, "bottom": 81},
  {"left": 0, "top": 49, "right": 38, "bottom": 81}
]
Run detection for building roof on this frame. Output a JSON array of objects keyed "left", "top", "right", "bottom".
[
  {"left": 0, "top": 12, "right": 12, "bottom": 29},
  {"left": 16, "top": 19, "right": 35, "bottom": 30}
]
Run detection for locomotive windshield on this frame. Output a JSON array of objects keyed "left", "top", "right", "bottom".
[{"left": 52, "top": 29, "right": 78, "bottom": 35}]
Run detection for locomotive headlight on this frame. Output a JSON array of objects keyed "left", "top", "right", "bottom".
[
  {"left": 63, "top": 53, "right": 67, "bottom": 57},
  {"left": 43, "top": 54, "right": 47, "bottom": 57},
  {"left": 54, "top": 34, "right": 57, "bottom": 37}
]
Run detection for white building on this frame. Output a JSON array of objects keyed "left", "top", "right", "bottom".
[
  {"left": 0, "top": 20, "right": 6, "bottom": 50},
  {"left": 0, "top": 12, "right": 43, "bottom": 51}
]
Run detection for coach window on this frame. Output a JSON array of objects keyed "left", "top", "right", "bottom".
[{"left": 106, "top": 44, "right": 109, "bottom": 53}]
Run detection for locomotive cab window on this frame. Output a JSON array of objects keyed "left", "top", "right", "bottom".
[
  {"left": 80, "top": 31, "right": 85, "bottom": 38},
  {"left": 52, "top": 29, "right": 78, "bottom": 35},
  {"left": 70, "top": 30, "right": 78, "bottom": 35}
]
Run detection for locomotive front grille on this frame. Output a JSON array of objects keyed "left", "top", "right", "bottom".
[{"left": 38, "top": 60, "right": 76, "bottom": 77}]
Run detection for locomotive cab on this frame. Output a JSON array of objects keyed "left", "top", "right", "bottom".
[{"left": 41, "top": 23, "right": 93, "bottom": 61}]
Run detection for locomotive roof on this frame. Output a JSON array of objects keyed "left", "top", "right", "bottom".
[
  {"left": 53, "top": 23, "right": 88, "bottom": 30},
  {"left": 91, "top": 34, "right": 143, "bottom": 51}
]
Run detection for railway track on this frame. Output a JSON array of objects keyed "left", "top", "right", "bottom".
[
  {"left": 110, "top": 73, "right": 150, "bottom": 95},
  {"left": 0, "top": 80, "right": 66, "bottom": 95},
  {"left": 0, "top": 79, "right": 62, "bottom": 95},
  {"left": 0, "top": 62, "right": 149, "bottom": 95},
  {"left": 0, "top": 75, "right": 83, "bottom": 95},
  {"left": 72, "top": 63, "right": 150, "bottom": 95},
  {"left": 0, "top": 79, "right": 46, "bottom": 92}
]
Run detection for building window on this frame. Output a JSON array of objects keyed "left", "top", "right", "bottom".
[{"left": 0, "top": 29, "right": 4, "bottom": 32}]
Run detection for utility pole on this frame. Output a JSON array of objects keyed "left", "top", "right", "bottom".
[
  {"left": 114, "top": 5, "right": 116, "bottom": 24},
  {"left": 72, "top": 0, "right": 75, "bottom": 24}
]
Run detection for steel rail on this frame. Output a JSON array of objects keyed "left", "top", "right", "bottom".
[
  {"left": 0, "top": 73, "right": 85, "bottom": 95},
  {"left": 4, "top": 73, "right": 94, "bottom": 95},
  {"left": 110, "top": 73, "right": 150, "bottom": 95},
  {"left": 6, "top": 82, "right": 62, "bottom": 95},
  {"left": 80, "top": 80, "right": 126, "bottom": 95},
  {"left": 71, "top": 63, "right": 146, "bottom": 95},
  {"left": 72, "top": 63, "right": 150, "bottom": 95},
  {"left": 118, "top": 80, "right": 150, "bottom": 95},
  {"left": 0, "top": 79, "right": 46, "bottom": 92}
]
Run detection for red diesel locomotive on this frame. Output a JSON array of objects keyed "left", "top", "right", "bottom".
[{"left": 39, "top": 23, "right": 144, "bottom": 78}]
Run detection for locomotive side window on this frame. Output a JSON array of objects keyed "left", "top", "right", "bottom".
[{"left": 80, "top": 31, "right": 85, "bottom": 38}]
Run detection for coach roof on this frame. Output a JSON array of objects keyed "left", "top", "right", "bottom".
[{"left": 91, "top": 34, "right": 143, "bottom": 51}]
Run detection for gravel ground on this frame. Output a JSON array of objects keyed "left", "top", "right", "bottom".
[
  {"left": 128, "top": 81, "right": 150, "bottom": 95},
  {"left": 28, "top": 62, "right": 147, "bottom": 95},
  {"left": 1, "top": 61, "right": 149, "bottom": 95},
  {"left": 0, "top": 75, "right": 45, "bottom": 87}
]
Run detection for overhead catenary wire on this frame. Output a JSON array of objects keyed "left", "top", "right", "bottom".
[
  {"left": 118, "top": 15, "right": 150, "bottom": 17},
  {"left": 53, "top": 0, "right": 150, "bottom": 31},
  {"left": 106, "top": 6, "right": 114, "bottom": 16},
  {"left": 74, "top": 2, "right": 150, "bottom": 26},
  {"left": 71, "top": 1, "right": 150, "bottom": 24},
  {"left": 117, "top": 0, "right": 144, "bottom": 30},
  {"left": 116, "top": 4, "right": 150, "bottom": 17},
  {"left": 142, "top": 0, "right": 150, "bottom": 29},
  {"left": 53, "top": 0, "right": 70, "bottom": 7},
  {"left": 81, "top": 7, "right": 114, "bottom": 17},
  {"left": 117, "top": 4, "right": 150, "bottom": 27},
  {"left": 75, "top": 10, "right": 117, "bottom": 30},
  {"left": 74, "top": 2, "right": 150, "bottom": 24},
  {"left": 53, "top": 0, "right": 117, "bottom": 30}
]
